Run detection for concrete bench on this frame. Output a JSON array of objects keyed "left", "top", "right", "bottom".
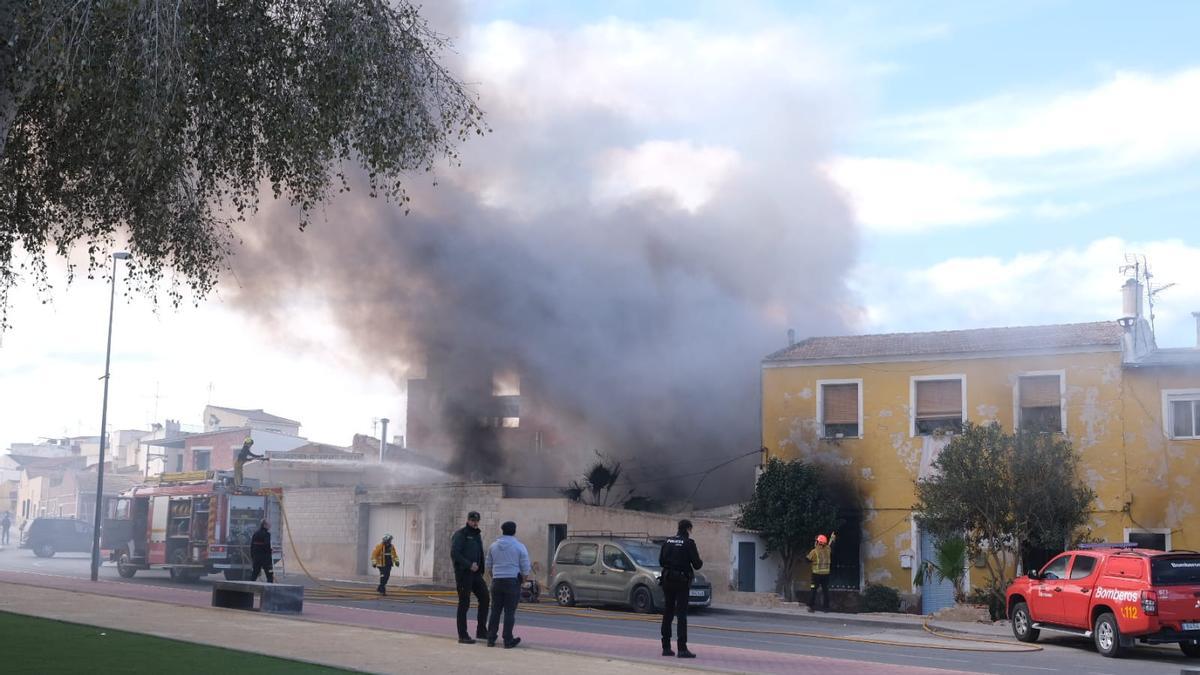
[{"left": 211, "top": 580, "right": 303, "bottom": 614}]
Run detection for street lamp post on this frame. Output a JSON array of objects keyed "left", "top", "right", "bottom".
[{"left": 91, "top": 251, "right": 130, "bottom": 581}]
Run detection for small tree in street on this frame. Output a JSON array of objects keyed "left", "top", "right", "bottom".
[
  {"left": 737, "top": 458, "right": 840, "bottom": 601},
  {"left": 915, "top": 422, "right": 1094, "bottom": 612}
]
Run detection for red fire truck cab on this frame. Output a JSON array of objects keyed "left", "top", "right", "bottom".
[{"left": 100, "top": 472, "right": 282, "bottom": 582}]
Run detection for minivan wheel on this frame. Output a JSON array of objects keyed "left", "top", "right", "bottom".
[
  {"left": 632, "top": 585, "right": 655, "bottom": 614},
  {"left": 1010, "top": 602, "right": 1039, "bottom": 643},
  {"left": 36, "top": 543, "right": 55, "bottom": 558},
  {"left": 1094, "top": 612, "right": 1123, "bottom": 658},
  {"left": 1181, "top": 639, "right": 1200, "bottom": 657},
  {"left": 555, "top": 582, "right": 576, "bottom": 607}
]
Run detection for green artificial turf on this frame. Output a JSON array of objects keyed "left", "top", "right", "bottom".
[{"left": 0, "top": 611, "right": 355, "bottom": 674}]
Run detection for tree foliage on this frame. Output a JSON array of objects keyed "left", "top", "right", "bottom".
[
  {"left": 737, "top": 458, "right": 840, "bottom": 600},
  {"left": 914, "top": 422, "right": 1094, "bottom": 604},
  {"left": 0, "top": 0, "right": 485, "bottom": 320}
]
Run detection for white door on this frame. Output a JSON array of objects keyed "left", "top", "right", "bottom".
[{"left": 368, "top": 505, "right": 433, "bottom": 579}]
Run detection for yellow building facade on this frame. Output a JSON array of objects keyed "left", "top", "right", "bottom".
[{"left": 761, "top": 309, "right": 1200, "bottom": 606}]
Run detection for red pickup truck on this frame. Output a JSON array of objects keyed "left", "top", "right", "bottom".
[{"left": 1005, "top": 544, "right": 1200, "bottom": 658}]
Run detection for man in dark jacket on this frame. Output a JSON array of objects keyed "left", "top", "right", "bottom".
[
  {"left": 659, "top": 519, "right": 702, "bottom": 658},
  {"left": 250, "top": 519, "right": 274, "bottom": 583},
  {"left": 450, "top": 510, "right": 489, "bottom": 643}
]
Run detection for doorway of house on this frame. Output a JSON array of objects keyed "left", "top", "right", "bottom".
[{"left": 738, "top": 541, "right": 757, "bottom": 591}]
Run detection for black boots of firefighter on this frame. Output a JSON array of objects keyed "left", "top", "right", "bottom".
[{"left": 661, "top": 639, "right": 674, "bottom": 657}]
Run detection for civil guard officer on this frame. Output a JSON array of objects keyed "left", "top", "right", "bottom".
[{"left": 658, "top": 519, "right": 703, "bottom": 659}]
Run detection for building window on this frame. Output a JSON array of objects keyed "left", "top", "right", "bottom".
[
  {"left": 175, "top": 454, "right": 184, "bottom": 472},
  {"left": 818, "top": 380, "right": 862, "bottom": 438},
  {"left": 1017, "top": 373, "right": 1064, "bottom": 433},
  {"left": 194, "top": 450, "right": 211, "bottom": 471},
  {"left": 1163, "top": 390, "right": 1200, "bottom": 440},
  {"left": 913, "top": 377, "right": 964, "bottom": 436},
  {"left": 1125, "top": 528, "right": 1170, "bottom": 551}
]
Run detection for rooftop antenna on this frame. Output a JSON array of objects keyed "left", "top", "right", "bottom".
[{"left": 1137, "top": 255, "right": 1175, "bottom": 338}]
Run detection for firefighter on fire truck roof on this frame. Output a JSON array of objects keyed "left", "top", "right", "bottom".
[{"left": 234, "top": 437, "right": 268, "bottom": 488}]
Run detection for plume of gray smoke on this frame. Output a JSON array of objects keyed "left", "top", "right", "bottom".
[{"left": 225, "top": 9, "right": 860, "bottom": 507}]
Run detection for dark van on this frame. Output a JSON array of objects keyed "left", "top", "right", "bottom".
[{"left": 20, "top": 518, "right": 93, "bottom": 557}]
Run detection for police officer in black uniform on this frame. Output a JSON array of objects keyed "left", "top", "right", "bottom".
[{"left": 659, "top": 519, "right": 702, "bottom": 658}]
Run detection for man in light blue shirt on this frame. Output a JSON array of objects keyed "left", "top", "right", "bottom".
[{"left": 485, "top": 520, "right": 531, "bottom": 648}]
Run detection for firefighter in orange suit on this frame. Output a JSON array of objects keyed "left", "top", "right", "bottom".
[{"left": 372, "top": 534, "right": 399, "bottom": 595}]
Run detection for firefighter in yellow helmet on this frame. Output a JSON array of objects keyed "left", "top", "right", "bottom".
[
  {"left": 233, "top": 437, "right": 267, "bottom": 488},
  {"left": 372, "top": 534, "right": 399, "bottom": 595},
  {"left": 807, "top": 532, "right": 836, "bottom": 612}
]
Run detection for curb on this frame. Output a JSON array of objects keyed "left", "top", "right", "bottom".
[{"left": 703, "top": 605, "right": 931, "bottom": 631}]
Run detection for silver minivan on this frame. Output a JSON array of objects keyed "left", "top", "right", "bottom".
[{"left": 550, "top": 535, "right": 712, "bottom": 613}]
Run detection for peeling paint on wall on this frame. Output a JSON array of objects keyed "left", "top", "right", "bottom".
[
  {"left": 861, "top": 467, "right": 874, "bottom": 480},
  {"left": 866, "top": 540, "right": 887, "bottom": 559},
  {"left": 868, "top": 567, "right": 893, "bottom": 583},
  {"left": 975, "top": 404, "right": 998, "bottom": 422}
]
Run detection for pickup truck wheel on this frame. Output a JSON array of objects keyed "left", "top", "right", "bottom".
[
  {"left": 632, "top": 585, "right": 655, "bottom": 614},
  {"left": 117, "top": 552, "right": 137, "bottom": 578},
  {"left": 1093, "top": 612, "right": 1123, "bottom": 658},
  {"left": 1010, "top": 602, "right": 1039, "bottom": 642},
  {"left": 555, "top": 582, "right": 576, "bottom": 607},
  {"left": 36, "top": 543, "right": 55, "bottom": 558},
  {"left": 1181, "top": 639, "right": 1200, "bottom": 657}
]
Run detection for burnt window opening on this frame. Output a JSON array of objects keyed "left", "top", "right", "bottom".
[
  {"left": 914, "top": 378, "right": 963, "bottom": 436},
  {"left": 1018, "top": 374, "right": 1063, "bottom": 433},
  {"left": 193, "top": 450, "right": 211, "bottom": 471}
]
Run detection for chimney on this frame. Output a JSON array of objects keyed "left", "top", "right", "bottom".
[
  {"left": 378, "top": 418, "right": 389, "bottom": 462},
  {"left": 1193, "top": 312, "right": 1200, "bottom": 348},
  {"left": 1121, "top": 278, "right": 1143, "bottom": 321}
]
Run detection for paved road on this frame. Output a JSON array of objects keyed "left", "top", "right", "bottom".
[{"left": 2, "top": 546, "right": 1196, "bottom": 674}]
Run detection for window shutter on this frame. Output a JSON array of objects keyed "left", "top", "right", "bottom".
[
  {"left": 915, "top": 379, "right": 962, "bottom": 417},
  {"left": 1019, "top": 375, "right": 1060, "bottom": 408},
  {"left": 823, "top": 384, "right": 859, "bottom": 425}
]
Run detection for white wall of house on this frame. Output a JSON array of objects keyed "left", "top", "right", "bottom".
[{"left": 731, "top": 532, "right": 782, "bottom": 594}]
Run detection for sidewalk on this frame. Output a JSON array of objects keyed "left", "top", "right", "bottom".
[
  {"left": 0, "top": 572, "right": 968, "bottom": 674},
  {"left": 0, "top": 581, "right": 679, "bottom": 675}
]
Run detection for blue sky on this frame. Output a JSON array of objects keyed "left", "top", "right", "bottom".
[{"left": 2, "top": 1, "right": 1199, "bottom": 452}]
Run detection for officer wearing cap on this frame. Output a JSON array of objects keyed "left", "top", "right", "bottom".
[
  {"left": 659, "top": 519, "right": 703, "bottom": 659},
  {"left": 450, "top": 510, "right": 489, "bottom": 643},
  {"left": 371, "top": 533, "right": 399, "bottom": 595}
]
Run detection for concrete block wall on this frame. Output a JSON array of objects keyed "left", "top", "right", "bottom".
[{"left": 279, "top": 487, "right": 360, "bottom": 578}]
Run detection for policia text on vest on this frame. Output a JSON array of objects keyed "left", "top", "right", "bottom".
[{"left": 658, "top": 519, "right": 703, "bottom": 659}]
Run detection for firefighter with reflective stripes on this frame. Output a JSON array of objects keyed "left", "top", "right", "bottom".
[
  {"left": 807, "top": 531, "right": 836, "bottom": 612},
  {"left": 372, "top": 534, "right": 399, "bottom": 595}
]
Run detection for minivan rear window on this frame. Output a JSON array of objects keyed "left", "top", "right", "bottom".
[
  {"left": 1151, "top": 557, "right": 1200, "bottom": 585},
  {"left": 555, "top": 543, "right": 580, "bottom": 565}
]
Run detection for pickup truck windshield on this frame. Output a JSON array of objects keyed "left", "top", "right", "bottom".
[{"left": 1151, "top": 556, "right": 1200, "bottom": 585}]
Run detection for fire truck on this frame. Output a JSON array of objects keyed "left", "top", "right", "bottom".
[{"left": 100, "top": 471, "right": 283, "bottom": 582}]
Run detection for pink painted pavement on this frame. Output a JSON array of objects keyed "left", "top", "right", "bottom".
[{"left": 0, "top": 570, "right": 967, "bottom": 674}]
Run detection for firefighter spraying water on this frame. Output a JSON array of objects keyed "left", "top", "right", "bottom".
[{"left": 234, "top": 437, "right": 269, "bottom": 488}]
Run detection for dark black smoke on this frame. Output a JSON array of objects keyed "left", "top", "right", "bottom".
[{"left": 225, "top": 7, "right": 860, "bottom": 507}]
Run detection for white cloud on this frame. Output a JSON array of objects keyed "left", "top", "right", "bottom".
[
  {"left": 825, "top": 156, "right": 1013, "bottom": 232},
  {"left": 844, "top": 67, "right": 1200, "bottom": 234},
  {"left": 855, "top": 237, "right": 1200, "bottom": 348},
  {"left": 887, "top": 68, "right": 1200, "bottom": 170},
  {"left": 592, "top": 140, "right": 741, "bottom": 212}
]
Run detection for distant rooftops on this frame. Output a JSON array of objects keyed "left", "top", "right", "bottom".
[
  {"left": 205, "top": 405, "right": 300, "bottom": 427},
  {"left": 765, "top": 321, "right": 1126, "bottom": 364}
]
